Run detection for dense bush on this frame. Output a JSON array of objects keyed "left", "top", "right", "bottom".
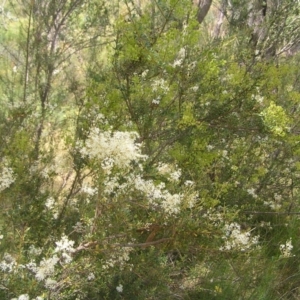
[{"left": 1, "top": 0, "right": 300, "bottom": 299}]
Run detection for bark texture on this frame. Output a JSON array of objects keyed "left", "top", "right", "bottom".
[{"left": 194, "top": 0, "right": 213, "bottom": 23}]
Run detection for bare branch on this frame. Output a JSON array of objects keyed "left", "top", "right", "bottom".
[
  {"left": 114, "top": 238, "right": 172, "bottom": 248},
  {"left": 243, "top": 211, "right": 300, "bottom": 215}
]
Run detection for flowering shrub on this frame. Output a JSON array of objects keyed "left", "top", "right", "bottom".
[
  {"left": 1, "top": 0, "right": 300, "bottom": 299},
  {"left": 0, "top": 159, "right": 15, "bottom": 192},
  {"left": 79, "top": 128, "right": 146, "bottom": 170}
]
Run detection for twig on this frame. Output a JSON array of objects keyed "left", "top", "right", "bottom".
[
  {"left": 73, "top": 238, "right": 172, "bottom": 253},
  {"left": 242, "top": 211, "right": 300, "bottom": 215},
  {"left": 114, "top": 237, "right": 172, "bottom": 248}
]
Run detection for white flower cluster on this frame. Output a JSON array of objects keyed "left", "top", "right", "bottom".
[
  {"left": 263, "top": 200, "right": 282, "bottom": 210},
  {"left": 247, "top": 188, "right": 258, "bottom": 199},
  {"left": 34, "top": 255, "right": 59, "bottom": 281},
  {"left": 81, "top": 185, "right": 98, "bottom": 196},
  {"left": 54, "top": 235, "right": 75, "bottom": 264},
  {"left": 172, "top": 47, "right": 186, "bottom": 68},
  {"left": 87, "top": 272, "right": 95, "bottom": 280},
  {"left": 190, "top": 85, "right": 199, "bottom": 92},
  {"left": 151, "top": 78, "right": 170, "bottom": 93},
  {"left": 80, "top": 128, "right": 146, "bottom": 171},
  {"left": 264, "top": 193, "right": 282, "bottom": 210},
  {"left": 81, "top": 185, "right": 98, "bottom": 203},
  {"left": 102, "top": 170, "right": 196, "bottom": 215},
  {"left": 40, "top": 164, "right": 56, "bottom": 179},
  {"left": 116, "top": 283, "right": 123, "bottom": 293},
  {"left": 280, "top": 238, "right": 294, "bottom": 258},
  {"left": 133, "top": 175, "right": 183, "bottom": 215},
  {"left": 152, "top": 96, "right": 161, "bottom": 105},
  {"left": 170, "top": 169, "right": 181, "bottom": 182},
  {"left": 203, "top": 207, "right": 223, "bottom": 226},
  {"left": 45, "top": 197, "right": 55, "bottom": 210},
  {"left": 23, "top": 295, "right": 43, "bottom": 300},
  {"left": 219, "top": 222, "right": 259, "bottom": 252},
  {"left": 78, "top": 128, "right": 197, "bottom": 216},
  {"left": 44, "top": 278, "right": 57, "bottom": 290},
  {"left": 11, "top": 294, "right": 30, "bottom": 300},
  {"left": 72, "top": 221, "right": 86, "bottom": 233},
  {"left": 141, "top": 69, "right": 149, "bottom": 78},
  {"left": 251, "top": 93, "right": 264, "bottom": 104},
  {"left": 28, "top": 245, "right": 42, "bottom": 256},
  {"left": 0, "top": 253, "right": 16, "bottom": 273},
  {"left": 44, "top": 197, "right": 60, "bottom": 219},
  {"left": 161, "top": 193, "right": 182, "bottom": 215},
  {"left": 102, "top": 246, "right": 133, "bottom": 270},
  {"left": 156, "top": 163, "right": 181, "bottom": 182},
  {"left": 0, "top": 159, "right": 15, "bottom": 192},
  {"left": 24, "top": 236, "right": 75, "bottom": 285}
]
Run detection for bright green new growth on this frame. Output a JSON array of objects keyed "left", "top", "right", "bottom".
[{"left": 260, "top": 101, "right": 290, "bottom": 136}]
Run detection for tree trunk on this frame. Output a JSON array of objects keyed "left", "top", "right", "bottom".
[{"left": 194, "top": 0, "right": 213, "bottom": 24}]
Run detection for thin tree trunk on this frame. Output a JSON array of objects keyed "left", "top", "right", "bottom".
[
  {"left": 213, "top": 0, "right": 226, "bottom": 38},
  {"left": 194, "top": 0, "right": 213, "bottom": 24}
]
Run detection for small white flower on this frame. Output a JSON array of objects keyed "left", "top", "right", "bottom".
[
  {"left": 172, "top": 58, "right": 183, "bottom": 68},
  {"left": 247, "top": 188, "right": 258, "bottom": 199},
  {"left": 151, "top": 78, "right": 169, "bottom": 93},
  {"left": 170, "top": 169, "right": 181, "bottom": 182},
  {"left": 45, "top": 197, "right": 55, "bottom": 210},
  {"left": 18, "top": 294, "right": 30, "bottom": 300},
  {"left": 220, "top": 222, "right": 259, "bottom": 252},
  {"left": 274, "top": 193, "right": 282, "bottom": 201},
  {"left": 0, "top": 253, "right": 16, "bottom": 273},
  {"left": 53, "top": 69, "right": 60, "bottom": 75},
  {"left": 172, "top": 48, "right": 186, "bottom": 68},
  {"left": 55, "top": 235, "right": 75, "bottom": 253},
  {"left": 101, "top": 157, "right": 115, "bottom": 173},
  {"left": 184, "top": 180, "right": 194, "bottom": 186},
  {"left": 28, "top": 245, "right": 42, "bottom": 256},
  {"left": 280, "top": 238, "right": 294, "bottom": 258},
  {"left": 190, "top": 85, "right": 199, "bottom": 92},
  {"left": 26, "top": 261, "right": 37, "bottom": 272},
  {"left": 255, "top": 95, "right": 264, "bottom": 103},
  {"left": 81, "top": 185, "right": 98, "bottom": 196},
  {"left": 45, "top": 278, "right": 57, "bottom": 290},
  {"left": 87, "top": 272, "right": 95, "bottom": 280},
  {"left": 178, "top": 47, "right": 186, "bottom": 58},
  {"left": 35, "top": 255, "right": 59, "bottom": 281},
  {"left": 72, "top": 221, "right": 85, "bottom": 233},
  {"left": 61, "top": 252, "right": 73, "bottom": 264},
  {"left": 141, "top": 69, "right": 149, "bottom": 78},
  {"left": 263, "top": 200, "right": 281, "bottom": 210},
  {"left": 116, "top": 284, "right": 123, "bottom": 293},
  {"left": 152, "top": 98, "right": 160, "bottom": 105},
  {"left": 222, "top": 150, "right": 228, "bottom": 158}
]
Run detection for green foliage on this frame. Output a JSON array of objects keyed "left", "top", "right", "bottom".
[{"left": 260, "top": 101, "right": 290, "bottom": 136}]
